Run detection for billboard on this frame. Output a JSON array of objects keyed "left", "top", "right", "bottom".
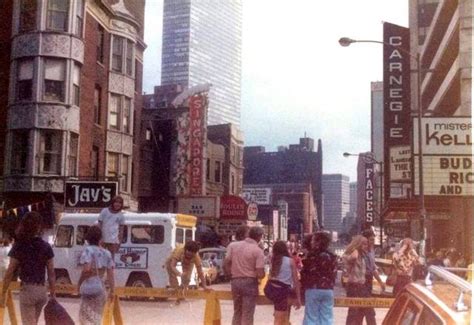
[
  {"left": 65, "top": 181, "right": 117, "bottom": 209},
  {"left": 413, "top": 117, "right": 472, "bottom": 196},
  {"left": 177, "top": 197, "right": 218, "bottom": 218},
  {"left": 383, "top": 22, "right": 412, "bottom": 199},
  {"left": 242, "top": 187, "right": 272, "bottom": 204}
]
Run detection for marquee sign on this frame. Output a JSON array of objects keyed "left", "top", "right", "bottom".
[{"left": 413, "top": 117, "right": 472, "bottom": 197}]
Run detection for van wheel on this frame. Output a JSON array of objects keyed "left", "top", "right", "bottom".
[{"left": 127, "top": 274, "right": 152, "bottom": 301}]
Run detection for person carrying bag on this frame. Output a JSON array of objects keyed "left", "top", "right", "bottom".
[{"left": 78, "top": 226, "right": 115, "bottom": 325}]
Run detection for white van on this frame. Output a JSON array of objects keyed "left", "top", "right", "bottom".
[{"left": 53, "top": 212, "right": 197, "bottom": 289}]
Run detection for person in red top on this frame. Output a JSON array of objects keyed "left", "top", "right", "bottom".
[{"left": 292, "top": 251, "right": 303, "bottom": 271}]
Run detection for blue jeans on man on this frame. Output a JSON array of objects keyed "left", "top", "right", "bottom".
[{"left": 303, "top": 288, "right": 334, "bottom": 325}]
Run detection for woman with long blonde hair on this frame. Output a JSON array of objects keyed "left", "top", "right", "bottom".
[
  {"left": 343, "top": 235, "right": 370, "bottom": 325},
  {"left": 392, "top": 237, "right": 420, "bottom": 295}
]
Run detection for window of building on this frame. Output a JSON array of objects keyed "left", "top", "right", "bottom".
[
  {"left": 96, "top": 24, "right": 105, "bottom": 63},
  {"left": 112, "top": 36, "right": 123, "bottom": 72},
  {"left": 10, "top": 130, "right": 29, "bottom": 174},
  {"left": 73, "top": 64, "right": 80, "bottom": 106},
  {"left": 107, "top": 152, "right": 119, "bottom": 178},
  {"left": 126, "top": 40, "right": 134, "bottom": 76},
  {"left": 16, "top": 59, "right": 33, "bottom": 101},
  {"left": 74, "top": 0, "right": 83, "bottom": 37},
  {"left": 123, "top": 97, "right": 131, "bottom": 133},
  {"left": 39, "top": 130, "right": 62, "bottom": 174},
  {"left": 109, "top": 94, "right": 121, "bottom": 130},
  {"left": 54, "top": 225, "right": 73, "bottom": 247},
  {"left": 68, "top": 133, "right": 78, "bottom": 176},
  {"left": 111, "top": 35, "right": 134, "bottom": 76},
  {"left": 43, "top": 59, "right": 65, "bottom": 102},
  {"left": 206, "top": 158, "right": 210, "bottom": 180},
  {"left": 46, "top": 0, "right": 69, "bottom": 31},
  {"left": 145, "top": 128, "right": 151, "bottom": 141},
  {"left": 214, "top": 161, "right": 221, "bottom": 183},
  {"left": 121, "top": 155, "right": 129, "bottom": 192},
  {"left": 91, "top": 146, "right": 99, "bottom": 179},
  {"left": 94, "top": 85, "right": 101, "bottom": 124},
  {"left": 19, "top": 0, "right": 37, "bottom": 32},
  {"left": 231, "top": 173, "right": 235, "bottom": 194}
]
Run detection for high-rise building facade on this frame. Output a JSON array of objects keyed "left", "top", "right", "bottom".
[
  {"left": 161, "top": 0, "right": 242, "bottom": 126},
  {"left": 0, "top": 0, "right": 146, "bottom": 210},
  {"left": 322, "top": 174, "right": 350, "bottom": 234}
]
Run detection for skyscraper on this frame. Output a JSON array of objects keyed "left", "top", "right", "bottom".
[
  {"left": 322, "top": 174, "right": 350, "bottom": 234},
  {"left": 161, "top": 0, "right": 242, "bottom": 126}
]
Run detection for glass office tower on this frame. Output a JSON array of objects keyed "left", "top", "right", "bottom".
[{"left": 161, "top": 0, "right": 242, "bottom": 126}]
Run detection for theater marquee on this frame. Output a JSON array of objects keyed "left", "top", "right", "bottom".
[{"left": 413, "top": 117, "right": 472, "bottom": 196}]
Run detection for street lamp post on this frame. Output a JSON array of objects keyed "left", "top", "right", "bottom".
[
  {"left": 339, "top": 37, "right": 427, "bottom": 256},
  {"left": 344, "top": 152, "right": 384, "bottom": 248}
]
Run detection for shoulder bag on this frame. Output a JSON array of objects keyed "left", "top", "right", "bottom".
[{"left": 79, "top": 253, "right": 104, "bottom": 297}]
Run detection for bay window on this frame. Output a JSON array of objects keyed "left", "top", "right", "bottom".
[
  {"left": 111, "top": 35, "right": 134, "bottom": 76},
  {"left": 112, "top": 36, "right": 123, "bottom": 72},
  {"left": 68, "top": 133, "right": 78, "bottom": 176},
  {"left": 43, "top": 59, "right": 65, "bottom": 102},
  {"left": 47, "top": 0, "right": 69, "bottom": 31},
  {"left": 17, "top": 59, "right": 33, "bottom": 101},
  {"left": 74, "top": 0, "right": 84, "bottom": 37},
  {"left": 121, "top": 155, "right": 129, "bottom": 191},
  {"left": 123, "top": 97, "right": 131, "bottom": 133},
  {"left": 19, "top": 0, "right": 37, "bottom": 32},
  {"left": 10, "top": 130, "right": 29, "bottom": 174},
  {"left": 39, "top": 130, "right": 62, "bottom": 174},
  {"left": 107, "top": 153, "right": 119, "bottom": 178},
  {"left": 126, "top": 40, "right": 133, "bottom": 76},
  {"left": 73, "top": 64, "right": 80, "bottom": 106},
  {"left": 109, "top": 94, "right": 121, "bottom": 130}
]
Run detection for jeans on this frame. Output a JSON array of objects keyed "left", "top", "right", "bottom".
[
  {"left": 231, "top": 277, "right": 258, "bottom": 325},
  {"left": 303, "top": 289, "right": 334, "bottom": 325},
  {"left": 19, "top": 284, "right": 48, "bottom": 325},
  {"left": 345, "top": 283, "right": 375, "bottom": 325}
]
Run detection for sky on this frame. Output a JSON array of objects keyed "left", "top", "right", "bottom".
[{"left": 143, "top": 0, "right": 409, "bottom": 182}]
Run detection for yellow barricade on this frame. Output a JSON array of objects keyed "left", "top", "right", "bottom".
[{"left": 0, "top": 281, "right": 394, "bottom": 325}]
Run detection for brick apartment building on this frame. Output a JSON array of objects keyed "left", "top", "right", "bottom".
[{"left": 0, "top": 0, "right": 146, "bottom": 213}]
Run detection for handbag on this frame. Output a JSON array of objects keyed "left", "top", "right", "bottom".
[
  {"left": 79, "top": 254, "right": 104, "bottom": 297},
  {"left": 44, "top": 298, "right": 75, "bottom": 325}
]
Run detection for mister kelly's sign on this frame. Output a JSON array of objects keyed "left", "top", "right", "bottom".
[{"left": 65, "top": 181, "right": 117, "bottom": 208}]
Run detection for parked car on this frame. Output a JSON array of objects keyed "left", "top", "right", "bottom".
[
  {"left": 199, "top": 247, "right": 227, "bottom": 282},
  {"left": 200, "top": 260, "right": 218, "bottom": 285},
  {"left": 382, "top": 265, "right": 471, "bottom": 324}
]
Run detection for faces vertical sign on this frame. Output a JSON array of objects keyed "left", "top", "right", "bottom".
[
  {"left": 365, "top": 163, "right": 375, "bottom": 226},
  {"left": 189, "top": 95, "right": 206, "bottom": 196},
  {"left": 383, "top": 22, "right": 412, "bottom": 199}
]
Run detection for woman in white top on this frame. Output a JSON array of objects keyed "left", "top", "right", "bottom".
[
  {"left": 78, "top": 225, "right": 115, "bottom": 325},
  {"left": 264, "top": 241, "right": 301, "bottom": 325}
]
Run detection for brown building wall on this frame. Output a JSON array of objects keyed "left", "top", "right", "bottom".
[
  {"left": 132, "top": 60, "right": 144, "bottom": 197},
  {"left": 79, "top": 13, "right": 110, "bottom": 179}
]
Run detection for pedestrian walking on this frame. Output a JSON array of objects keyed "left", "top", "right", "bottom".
[
  {"left": 264, "top": 241, "right": 301, "bottom": 325},
  {"left": 392, "top": 238, "right": 421, "bottom": 295},
  {"left": 98, "top": 195, "right": 125, "bottom": 259},
  {"left": 343, "top": 235, "right": 371, "bottom": 325},
  {"left": 361, "top": 229, "right": 386, "bottom": 325},
  {"left": 301, "top": 232, "right": 337, "bottom": 325},
  {"left": 224, "top": 226, "right": 265, "bottom": 325},
  {"left": 78, "top": 225, "right": 115, "bottom": 325},
  {"left": 165, "top": 240, "right": 208, "bottom": 292},
  {"left": 0, "top": 211, "right": 56, "bottom": 325}
]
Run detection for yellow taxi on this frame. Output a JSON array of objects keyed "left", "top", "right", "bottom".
[{"left": 382, "top": 265, "right": 471, "bottom": 324}]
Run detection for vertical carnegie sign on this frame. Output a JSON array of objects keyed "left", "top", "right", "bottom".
[
  {"left": 189, "top": 95, "right": 206, "bottom": 196},
  {"left": 383, "top": 22, "right": 412, "bottom": 199}
]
